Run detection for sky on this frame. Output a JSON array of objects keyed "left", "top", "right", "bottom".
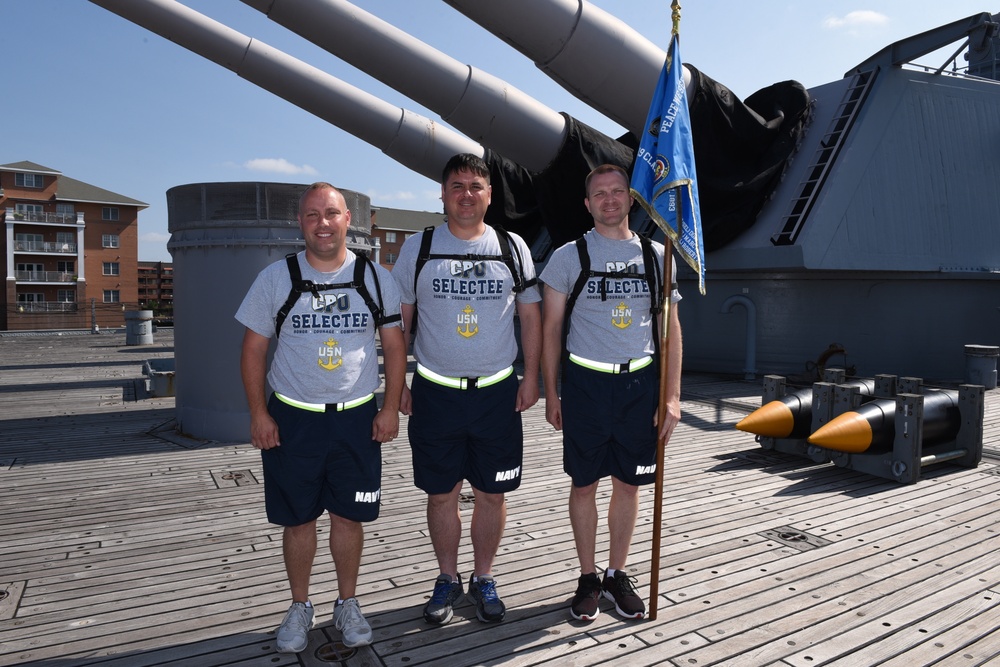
[{"left": 5, "top": 0, "right": 995, "bottom": 262}]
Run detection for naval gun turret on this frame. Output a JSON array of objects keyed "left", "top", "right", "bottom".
[
  {"left": 85, "top": 1, "right": 1000, "bottom": 445},
  {"left": 91, "top": 0, "right": 810, "bottom": 252}
]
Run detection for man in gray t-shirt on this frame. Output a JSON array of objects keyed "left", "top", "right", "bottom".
[
  {"left": 236, "top": 183, "right": 406, "bottom": 653},
  {"left": 392, "top": 153, "right": 541, "bottom": 626},
  {"left": 540, "top": 164, "right": 682, "bottom": 624}
]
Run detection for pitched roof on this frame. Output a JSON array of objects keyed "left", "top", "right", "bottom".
[
  {"left": 54, "top": 175, "right": 148, "bottom": 208},
  {"left": 1, "top": 160, "right": 61, "bottom": 175},
  {"left": 373, "top": 206, "right": 444, "bottom": 232},
  {"left": 1, "top": 161, "right": 148, "bottom": 208}
]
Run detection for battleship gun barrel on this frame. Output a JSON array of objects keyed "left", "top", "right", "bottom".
[
  {"left": 242, "top": 0, "right": 568, "bottom": 172},
  {"left": 443, "top": 0, "right": 671, "bottom": 134},
  {"left": 88, "top": 0, "right": 481, "bottom": 182}
]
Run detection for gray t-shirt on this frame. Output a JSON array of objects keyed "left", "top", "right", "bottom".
[
  {"left": 392, "top": 224, "right": 541, "bottom": 377},
  {"left": 540, "top": 230, "right": 681, "bottom": 363},
  {"left": 235, "top": 251, "right": 402, "bottom": 404}
]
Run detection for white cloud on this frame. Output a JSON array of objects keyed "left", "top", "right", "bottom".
[
  {"left": 367, "top": 189, "right": 417, "bottom": 203},
  {"left": 139, "top": 230, "right": 170, "bottom": 243},
  {"left": 823, "top": 10, "right": 889, "bottom": 31},
  {"left": 244, "top": 158, "right": 319, "bottom": 176}
]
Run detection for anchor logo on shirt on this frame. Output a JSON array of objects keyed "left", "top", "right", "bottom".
[
  {"left": 612, "top": 301, "right": 632, "bottom": 329},
  {"left": 318, "top": 337, "right": 343, "bottom": 370},
  {"left": 457, "top": 304, "right": 479, "bottom": 338}
]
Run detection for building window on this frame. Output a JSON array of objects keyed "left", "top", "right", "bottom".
[
  {"left": 57, "top": 290, "right": 76, "bottom": 303},
  {"left": 102, "top": 234, "right": 120, "bottom": 248},
  {"left": 14, "top": 204, "right": 43, "bottom": 220},
  {"left": 57, "top": 261, "right": 75, "bottom": 273},
  {"left": 17, "top": 263, "right": 43, "bottom": 278},
  {"left": 103, "top": 262, "right": 120, "bottom": 276},
  {"left": 385, "top": 253, "right": 398, "bottom": 264},
  {"left": 102, "top": 207, "right": 119, "bottom": 221},
  {"left": 104, "top": 290, "right": 120, "bottom": 303},
  {"left": 15, "top": 233, "right": 43, "bottom": 251},
  {"left": 15, "top": 173, "right": 44, "bottom": 188},
  {"left": 384, "top": 231, "right": 397, "bottom": 243},
  {"left": 17, "top": 293, "right": 44, "bottom": 303},
  {"left": 56, "top": 204, "right": 75, "bottom": 221}
]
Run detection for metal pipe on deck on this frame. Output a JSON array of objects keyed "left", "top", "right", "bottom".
[
  {"left": 243, "top": 0, "right": 568, "bottom": 172},
  {"left": 88, "top": 0, "right": 481, "bottom": 182},
  {"left": 720, "top": 294, "right": 758, "bottom": 381}
]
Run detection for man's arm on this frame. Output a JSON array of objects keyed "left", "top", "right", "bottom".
[
  {"left": 397, "top": 302, "right": 415, "bottom": 415},
  {"left": 372, "top": 324, "right": 406, "bottom": 442},
  {"left": 240, "top": 328, "right": 280, "bottom": 449},
  {"left": 657, "top": 302, "right": 683, "bottom": 443},
  {"left": 514, "top": 299, "right": 541, "bottom": 412},
  {"left": 540, "top": 286, "right": 568, "bottom": 430}
]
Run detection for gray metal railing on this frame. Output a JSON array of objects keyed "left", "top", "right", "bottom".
[
  {"left": 14, "top": 271, "right": 77, "bottom": 283},
  {"left": 13, "top": 240, "right": 78, "bottom": 253},
  {"left": 14, "top": 302, "right": 78, "bottom": 313}
]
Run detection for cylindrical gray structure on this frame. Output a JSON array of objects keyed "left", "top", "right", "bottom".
[
  {"left": 167, "top": 181, "right": 372, "bottom": 442},
  {"left": 124, "top": 310, "right": 155, "bottom": 345},
  {"left": 965, "top": 344, "right": 999, "bottom": 390}
]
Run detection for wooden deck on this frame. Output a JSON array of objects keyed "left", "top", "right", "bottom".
[{"left": 2, "top": 329, "right": 1000, "bottom": 667}]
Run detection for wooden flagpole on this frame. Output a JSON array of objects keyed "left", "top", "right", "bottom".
[
  {"left": 648, "top": 239, "right": 673, "bottom": 621},
  {"left": 648, "top": 0, "right": 683, "bottom": 624}
]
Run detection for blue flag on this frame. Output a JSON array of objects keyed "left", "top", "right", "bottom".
[{"left": 629, "top": 34, "right": 705, "bottom": 295}]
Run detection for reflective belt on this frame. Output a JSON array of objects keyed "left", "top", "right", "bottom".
[
  {"left": 568, "top": 353, "right": 653, "bottom": 374},
  {"left": 416, "top": 363, "right": 514, "bottom": 390},
  {"left": 275, "top": 391, "right": 374, "bottom": 413}
]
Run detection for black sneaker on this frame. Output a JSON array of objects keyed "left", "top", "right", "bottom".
[
  {"left": 468, "top": 574, "right": 506, "bottom": 623},
  {"left": 570, "top": 572, "right": 603, "bottom": 621},
  {"left": 423, "top": 574, "right": 463, "bottom": 625},
  {"left": 602, "top": 570, "right": 645, "bottom": 620}
]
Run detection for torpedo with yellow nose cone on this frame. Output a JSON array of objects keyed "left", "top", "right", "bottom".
[
  {"left": 807, "top": 388, "right": 961, "bottom": 454},
  {"left": 735, "top": 379, "right": 877, "bottom": 439}
]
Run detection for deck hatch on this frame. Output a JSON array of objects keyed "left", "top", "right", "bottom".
[{"left": 760, "top": 526, "right": 831, "bottom": 550}]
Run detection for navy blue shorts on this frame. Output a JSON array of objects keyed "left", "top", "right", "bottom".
[
  {"left": 261, "top": 393, "right": 382, "bottom": 526},
  {"left": 561, "top": 359, "right": 659, "bottom": 487},
  {"left": 408, "top": 372, "right": 523, "bottom": 495}
]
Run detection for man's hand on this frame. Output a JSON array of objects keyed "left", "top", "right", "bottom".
[
  {"left": 654, "top": 399, "right": 681, "bottom": 444},
  {"left": 250, "top": 412, "right": 281, "bottom": 450},
  {"left": 545, "top": 395, "right": 563, "bottom": 431},
  {"left": 399, "top": 384, "right": 413, "bottom": 415},
  {"left": 372, "top": 407, "right": 399, "bottom": 443},
  {"left": 515, "top": 378, "right": 539, "bottom": 412}
]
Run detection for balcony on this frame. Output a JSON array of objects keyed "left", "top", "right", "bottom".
[
  {"left": 13, "top": 240, "right": 78, "bottom": 254},
  {"left": 14, "top": 302, "right": 79, "bottom": 313},
  {"left": 15, "top": 271, "right": 77, "bottom": 283},
  {"left": 6, "top": 209, "right": 80, "bottom": 224}
]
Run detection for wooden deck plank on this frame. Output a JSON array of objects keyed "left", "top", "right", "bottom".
[{"left": 2, "top": 329, "right": 999, "bottom": 666}]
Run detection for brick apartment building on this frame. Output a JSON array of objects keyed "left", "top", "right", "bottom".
[
  {"left": 138, "top": 261, "right": 174, "bottom": 322},
  {"left": 1, "top": 161, "right": 147, "bottom": 331},
  {"left": 370, "top": 206, "right": 444, "bottom": 269}
]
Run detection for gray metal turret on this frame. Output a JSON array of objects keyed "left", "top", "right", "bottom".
[{"left": 85, "top": 0, "right": 1000, "bottom": 443}]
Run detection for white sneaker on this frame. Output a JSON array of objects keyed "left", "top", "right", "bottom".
[
  {"left": 333, "top": 597, "right": 373, "bottom": 647},
  {"left": 276, "top": 601, "right": 314, "bottom": 653}
]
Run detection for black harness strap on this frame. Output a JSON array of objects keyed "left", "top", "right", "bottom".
[
  {"left": 410, "top": 224, "right": 536, "bottom": 337},
  {"left": 562, "top": 234, "right": 665, "bottom": 357},
  {"left": 274, "top": 250, "right": 399, "bottom": 339},
  {"left": 413, "top": 225, "right": 535, "bottom": 293}
]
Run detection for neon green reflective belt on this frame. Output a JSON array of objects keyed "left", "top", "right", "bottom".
[
  {"left": 416, "top": 363, "right": 514, "bottom": 390},
  {"left": 275, "top": 392, "right": 375, "bottom": 412},
  {"left": 568, "top": 354, "right": 653, "bottom": 374}
]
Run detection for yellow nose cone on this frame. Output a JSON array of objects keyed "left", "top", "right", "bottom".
[
  {"left": 735, "top": 401, "right": 795, "bottom": 438},
  {"left": 807, "top": 412, "right": 873, "bottom": 453}
]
